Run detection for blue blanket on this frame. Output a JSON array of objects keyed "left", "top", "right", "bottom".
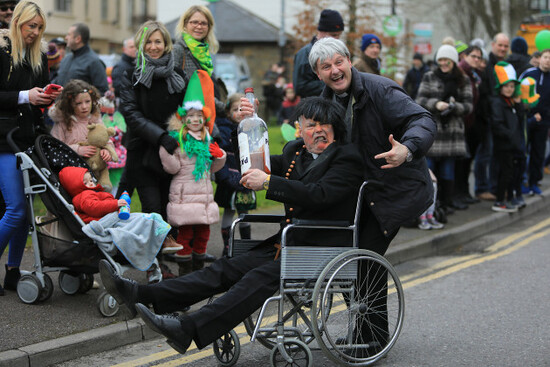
[{"left": 83, "top": 212, "right": 170, "bottom": 271}]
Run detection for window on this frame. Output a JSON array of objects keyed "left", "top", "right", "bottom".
[
  {"left": 127, "top": 0, "right": 134, "bottom": 28},
  {"left": 101, "top": 0, "right": 108, "bottom": 21},
  {"left": 54, "top": 0, "right": 72, "bottom": 12},
  {"left": 530, "top": 0, "right": 550, "bottom": 10},
  {"left": 140, "top": 0, "right": 147, "bottom": 15},
  {"left": 84, "top": 0, "right": 88, "bottom": 17}
]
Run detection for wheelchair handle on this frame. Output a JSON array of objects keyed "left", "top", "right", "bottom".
[{"left": 7, "top": 127, "right": 22, "bottom": 153}]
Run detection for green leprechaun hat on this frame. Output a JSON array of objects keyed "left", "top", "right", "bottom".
[{"left": 520, "top": 76, "right": 540, "bottom": 108}]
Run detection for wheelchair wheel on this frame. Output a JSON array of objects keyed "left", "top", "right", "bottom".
[
  {"left": 269, "top": 339, "right": 312, "bottom": 367},
  {"left": 39, "top": 273, "right": 54, "bottom": 302},
  {"left": 311, "top": 249, "right": 405, "bottom": 366},
  {"left": 212, "top": 329, "right": 240, "bottom": 366},
  {"left": 58, "top": 271, "right": 80, "bottom": 295},
  {"left": 243, "top": 291, "right": 332, "bottom": 349}
]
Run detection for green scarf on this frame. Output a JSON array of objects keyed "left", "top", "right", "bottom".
[
  {"left": 183, "top": 33, "right": 213, "bottom": 76},
  {"left": 169, "top": 129, "right": 212, "bottom": 181}
]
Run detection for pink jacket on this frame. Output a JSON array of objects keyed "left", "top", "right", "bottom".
[
  {"left": 49, "top": 106, "right": 114, "bottom": 155},
  {"left": 159, "top": 129, "right": 226, "bottom": 227}
]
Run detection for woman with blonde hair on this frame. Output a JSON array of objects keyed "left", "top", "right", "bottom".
[
  {"left": 118, "top": 20, "right": 186, "bottom": 279},
  {"left": 0, "top": 1, "right": 61, "bottom": 295}
]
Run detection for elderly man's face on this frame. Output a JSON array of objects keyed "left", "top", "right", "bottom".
[
  {"left": 492, "top": 35, "right": 509, "bottom": 60},
  {"left": 315, "top": 54, "right": 352, "bottom": 95},
  {"left": 300, "top": 118, "right": 335, "bottom": 154}
]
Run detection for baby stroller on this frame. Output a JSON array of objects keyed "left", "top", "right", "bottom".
[{"left": 7, "top": 129, "right": 156, "bottom": 316}]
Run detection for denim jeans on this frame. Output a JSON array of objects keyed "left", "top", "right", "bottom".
[
  {"left": 427, "top": 157, "right": 455, "bottom": 181},
  {"left": 0, "top": 153, "right": 28, "bottom": 267}
]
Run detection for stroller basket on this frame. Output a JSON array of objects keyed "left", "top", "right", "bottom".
[{"left": 37, "top": 231, "right": 100, "bottom": 272}]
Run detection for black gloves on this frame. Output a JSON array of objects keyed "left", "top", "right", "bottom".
[{"left": 159, "top": 134, "right": 178, "bottom": 154}]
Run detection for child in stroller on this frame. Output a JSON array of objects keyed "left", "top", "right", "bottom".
[{"left": 58, "top": 166, "right": 180, "bottom": 282}]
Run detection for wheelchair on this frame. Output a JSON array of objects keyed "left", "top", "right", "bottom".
[{"left": 212, "top": 182, "right": 405, "bottom": 366}]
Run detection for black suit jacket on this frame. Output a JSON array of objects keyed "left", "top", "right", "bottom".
[{"left": 266, "top": 139, "right": 364, "bottom": 246}]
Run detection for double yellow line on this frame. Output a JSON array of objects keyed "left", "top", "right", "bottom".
[{"left": 113, "top": 217, "right": 550, "bottom": 366}]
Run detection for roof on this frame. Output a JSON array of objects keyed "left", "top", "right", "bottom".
[{"left": 165, "top": 0, "right": 281, "bottom": 43}]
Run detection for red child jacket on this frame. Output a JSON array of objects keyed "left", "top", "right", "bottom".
[{"left": 58, "top": 167, "right": 119, "bottom": 223}]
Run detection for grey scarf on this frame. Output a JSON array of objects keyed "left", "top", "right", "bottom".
[{"left": 134, "top": 52, "right": 185, "bottom": 94}]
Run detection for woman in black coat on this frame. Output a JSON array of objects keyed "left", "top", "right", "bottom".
[{"left": 0, "top": 1, "right": 60, "bottom": 295}]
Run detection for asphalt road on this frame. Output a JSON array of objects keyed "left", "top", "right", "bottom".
[{"left": 53, "top": 206, "right": 550, "bottom": 366}]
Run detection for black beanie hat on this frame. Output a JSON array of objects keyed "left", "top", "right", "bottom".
[
  {"left": 511, "top": 36, "right": 528, "bottom": 55},
  {"left": 317, "top": 9, "right": 344, "bottom": 32}
]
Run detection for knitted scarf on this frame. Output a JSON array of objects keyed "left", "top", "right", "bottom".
[
  {"left": 133, "top": 52, "right": 185, "bottom": 94},
  {"left": 169, "top": 129, "right": 212, "bottom": 181},
  {"left": 183, "top": 33, "right": 213, "bottom": 76}
]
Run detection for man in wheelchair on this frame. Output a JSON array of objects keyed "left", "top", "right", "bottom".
[{"left": 99, "top": 97, "right": 365, "bottom": 354}]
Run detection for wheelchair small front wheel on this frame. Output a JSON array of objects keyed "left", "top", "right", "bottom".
[
  {"left": 269, "top": 339, "right": 312, "bottom": 367},
  {"left": 212, "top": 329, "right": 240, "bottom": 366}
]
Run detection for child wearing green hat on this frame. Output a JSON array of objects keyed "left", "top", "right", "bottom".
[
  {"left": 490, "top": 61, "right": 526, "bottom": 212},
  {"left": 159, "top": 70, "right": 226, "bottom": 275}
]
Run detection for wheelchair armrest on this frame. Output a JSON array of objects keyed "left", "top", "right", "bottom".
[
  {"left": 237, "top": 214, "right": 285, "bottom": 223},
  {"left": 291, "top": 218, "right": 351, "bottom": 227}
]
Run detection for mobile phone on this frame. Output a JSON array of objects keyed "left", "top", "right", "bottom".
[{"left": 44, "top": 84, "right": 61, "bottom": 94}]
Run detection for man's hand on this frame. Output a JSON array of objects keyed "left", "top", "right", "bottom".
[
  {"left": 374, "top": 134, "right": 409, "bottom": 169},
  {"left": 240, "top": 169, "right": 268, "bottom": 190},
  {"left": 236, "top": 97, "right": 260, "bottom": 120}
]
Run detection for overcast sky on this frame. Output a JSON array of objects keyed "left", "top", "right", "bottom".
[{"left": 157, "top": 0, "right": 300, "bottom": 30}]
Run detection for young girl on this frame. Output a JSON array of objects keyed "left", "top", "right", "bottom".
[
  {"left": 214, "top": 93, "right": 253, "bottom": 256},
  {"left": 50, "top": 79, "right": 114, "bottom": 163},
  {"left": 159, "top": 71, "right": 226, "bottom": 275}
]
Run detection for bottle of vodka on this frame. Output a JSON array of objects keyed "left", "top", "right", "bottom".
[{"left": 237, "top": 87, "right": 271, "bottom": 174}]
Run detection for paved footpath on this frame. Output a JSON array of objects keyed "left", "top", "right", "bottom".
[{"left": 1, "top": 178, "right": 549, "bottom": 367}]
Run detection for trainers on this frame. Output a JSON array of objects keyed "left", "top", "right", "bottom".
[
  {"left": 147, "top": 264, "right": 162, "bottom": 284},
  {"left": 515, "top": 196, "right": 526, "bottom": 208},
  {"left": 530, "top": 185, "right": 542, "bottom": 195},
  {"left": 492, "top": 201, "right": 518, "bottom": 213},
  {"left": 427, "top": 216, "right": 444, "bottom": 229},
  {"left": 161, "top": 235, "right": 183, "bottom": 254},
  {"left": 521, "top": 184, "right": 531, "bottom": 195},
  {"left": 418, "top": 218, "right": 431, "bottom": 230},
  {"left": 160, "top": 263, "right": 176, "bottom": 280}
]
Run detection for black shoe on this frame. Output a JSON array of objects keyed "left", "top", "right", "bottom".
[
  {"left": 450, "top": 199, "right": 468, "bottom": 210},
  {"left": 4, "top": 265, "right": 20, "bottom": 290},
  {"left": 461, "top": 193, "right": 480, "bottom": 204},
  {"left": 98, "top": 260, "right": 138, "bottom": 318},
  {"left": 0, "top": 283, "right": 4, "bottom": 296},
  {"left": 135, "top": 303, "right": 193, "bottom": 354}
]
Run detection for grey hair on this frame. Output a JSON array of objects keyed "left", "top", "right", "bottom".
[
  {"left": 122, "top": 38, "right": 133, "bottom": 48},
  {"left": 308, "top": 37, "right": 350, "bottom": 73}
]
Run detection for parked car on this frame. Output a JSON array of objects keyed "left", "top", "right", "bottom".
[{"left": 214, "top": 53, "right": 251, "bottom": 96}]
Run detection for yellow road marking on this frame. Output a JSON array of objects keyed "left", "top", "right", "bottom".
[{"left": 112, "top": 219, "right": 550, "bottom": 366}]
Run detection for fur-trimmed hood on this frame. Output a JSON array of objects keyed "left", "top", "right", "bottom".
[
  {"left": 0, "top": 28, "right": 49, "bottom": 53},
  {"left": 166, "top": 112, "right": 183, "bottom": 132}
]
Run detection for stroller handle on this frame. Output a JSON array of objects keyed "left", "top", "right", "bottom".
[{"left": 7, "top": 127, "right": 22, "bottom": 153}]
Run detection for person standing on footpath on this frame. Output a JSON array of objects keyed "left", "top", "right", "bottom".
[
  {"left": 403, "top": 53, "right": 429, "bottom": 100},
  {"left": 292, "top": 9, "right": 344, "bottom": 98},
  {"left": 309, "top": 37, "right": 436, "bottom": 355},
  {"left": 111, "top": 38, "right": 136, "bottom": 98}
]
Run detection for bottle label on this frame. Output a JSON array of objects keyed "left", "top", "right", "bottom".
[
  {"left": 238, "top": 132, "right": 251, "bottom": 174},
  {"left": 263, "top": 131, "right": 271, "bottom": 173}
]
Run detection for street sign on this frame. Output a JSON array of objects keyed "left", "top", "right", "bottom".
[{"left": 382, "top": 15, "right": 403, "bottom": 36}]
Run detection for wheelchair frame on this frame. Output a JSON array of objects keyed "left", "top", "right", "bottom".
[{"left": 212, "top": 181, "right": 405, "bottom": 367}]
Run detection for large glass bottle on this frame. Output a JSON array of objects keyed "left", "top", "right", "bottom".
[{"left": 238, "top": 87, "right": 271, "bottom": 174}]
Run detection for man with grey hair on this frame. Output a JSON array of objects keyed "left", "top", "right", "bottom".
[
  {"left": 309, "top": 37, "right": 436, "bottom": 355},
  {"left": 112, "top": 38, "right": 136, "bottom": 97},
  {"left": 53, "top": 23, "right": 109, "bottom": 94}
]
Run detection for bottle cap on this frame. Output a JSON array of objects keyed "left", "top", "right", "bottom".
[{"left": 244, "top": 87, "right": 254, "bottom": 94}]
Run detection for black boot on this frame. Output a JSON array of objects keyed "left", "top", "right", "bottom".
[
  {"left": 192, "top": 253, "right": 205, "bottom": 271},
  {"left": 221, "top": 227, "right": 230, "bottom": 257},
  {"left": 178, "top": 260, "right": 193, "bottom": 276},
  {"left": 4, "top": 265, "right": 20, "bottom": 291}
]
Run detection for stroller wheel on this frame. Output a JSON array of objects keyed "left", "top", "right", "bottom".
[
  {"left": 39, "top": 273, "right": 54, "bottom": 302},
  {"left": 78, "top": 273, "right": 94, "bottom": 294},
  {"left": 17, "top": 274, "right": 43, "bottom": 304},
  {"left": 58, "top": 271, "right": 80, "bottom": 295},
  {"left": 97, "top": 290, "right": 120, "bottom": 317}
]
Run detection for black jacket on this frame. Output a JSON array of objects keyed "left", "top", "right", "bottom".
[
  {"left": 292, "top": 37, "right": 324, "bottom": 98},
  {"left": 111, "top": 53, "right": 135, "bottom": 97},
  {"left": 490, "top": 96, "right": 526, "bottom": 153},
  {"left": 322, "top": 68, "right": 436, "bottom": 235},
  {"left": 0, "top": 32, "right": 49, "bottom": 153},
  {"left": 267, "top": 139, "right": 364, "bottom": 246}
]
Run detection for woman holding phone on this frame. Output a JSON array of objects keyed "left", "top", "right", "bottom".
[{"left": 0, "top": 1, "right": 61, "bottom": 295}]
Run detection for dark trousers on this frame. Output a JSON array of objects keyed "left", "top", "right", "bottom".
[
  {"left": 527, "top": 125, "right": 548, "bottom": 186},
  {"left": 357, "top": 205, "right": 398, "bottom": 344},
  {"left": 139, "top": 241, "right": 279, "bottom": 349},
  {"left": 508, "top": 155, "right": 526, "bottom": 199},
  {"left": 494, "top": 150, "right": 514, "bottom": 202}
]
